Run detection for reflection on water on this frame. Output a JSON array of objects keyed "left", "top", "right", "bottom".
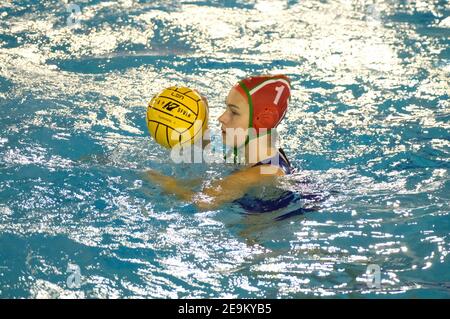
[{"left": 0, "top": 0, "right": 449, "bottom": 298}]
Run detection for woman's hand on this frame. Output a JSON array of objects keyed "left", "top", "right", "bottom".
[
  {"left": 143, "top": 169, "right": 193, "bottom": 201},
  {"left": 146, "top": 169, "right": 170, "bottom": 183},
  {"left": 193, "top": 89, "right": 208, "bottom": 108},
  {"left": 144, "top": 169, "right": 177, "bottom": 189},
  {"left": 145, "top": 170, "right": 202, "bottom": 188}
]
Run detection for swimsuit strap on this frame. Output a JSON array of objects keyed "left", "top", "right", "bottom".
[
  {"left": 252, "top": 148, "right": 292, "bottom": 174},
  {"left": 278, "top": 148, "right": 292, "bottom": 169}
]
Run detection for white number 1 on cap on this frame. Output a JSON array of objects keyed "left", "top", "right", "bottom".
[{"left": 273, "top": 85, "right": 284, "bottom": 105}]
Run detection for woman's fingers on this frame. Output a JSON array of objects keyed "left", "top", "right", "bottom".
[{"left": 193, "top": 89, "right": 209, "bottom": 108}]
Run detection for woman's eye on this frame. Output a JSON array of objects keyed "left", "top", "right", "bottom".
[{"left": 226, "top": 106, "right": 239, "bottom": 115}]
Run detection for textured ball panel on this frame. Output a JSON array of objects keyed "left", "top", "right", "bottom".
[{"left": 146, "top": 87, "right": 208, "bottom": 149}]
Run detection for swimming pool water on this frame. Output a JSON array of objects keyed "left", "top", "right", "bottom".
[{"left": 0, "top": 0, "right": 449, "bottom": 298}]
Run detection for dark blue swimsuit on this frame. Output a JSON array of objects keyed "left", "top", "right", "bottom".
[
  {"left": 233, "top": 149, "right": 296, "bottom": 215},
  {"left": 233, "top": 149, "right": 323, "bottom": 220}
]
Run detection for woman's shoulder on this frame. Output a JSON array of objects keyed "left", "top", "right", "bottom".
[{"left": 249, "top": 148, "right": 292, "bottom": 176}]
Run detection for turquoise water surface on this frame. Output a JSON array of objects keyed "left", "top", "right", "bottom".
[{"left": 0, "top": 0, "right": 449, "bottom": 298}]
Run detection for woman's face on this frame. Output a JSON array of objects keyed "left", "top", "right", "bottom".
[{"left": 218, "top": 87, "right": 250, "bottom": 147}]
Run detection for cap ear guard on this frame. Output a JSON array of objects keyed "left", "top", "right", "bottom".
[
  {"left": 250, "top": 77, "right": 290, "bottom": 132},
  {"left": 253, "top": 106, "right": 279, "bottom": 129}
]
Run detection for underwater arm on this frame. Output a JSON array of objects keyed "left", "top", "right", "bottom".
[
  {"left": 146, "top": 166, "right": 284, "bottom": 210},
  {"left": 144, "top": 165, "right": 283, "bottom": 211},
  {"left": 194, "top": 165, "right": 285, "bottom": 210}
]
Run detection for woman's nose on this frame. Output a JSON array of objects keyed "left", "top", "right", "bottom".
[{"left": 218, "top": 111, "right": 227, "bottom": 125}]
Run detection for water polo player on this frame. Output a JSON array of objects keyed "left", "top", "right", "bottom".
[{"left": 145, "top": 74, "right": 293, "bottom": 210}]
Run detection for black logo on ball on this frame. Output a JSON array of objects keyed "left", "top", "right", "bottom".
[{"left": 162, "top": 101, "right": 179, "bottom": 112}]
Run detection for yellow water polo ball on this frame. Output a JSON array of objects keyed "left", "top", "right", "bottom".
[{"left": 146, "top": 86, "right": 208, "bottom": 148}]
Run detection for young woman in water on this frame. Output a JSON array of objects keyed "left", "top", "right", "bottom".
[{"left": 145, "top": 74, "right": 293, "bottom": 210}]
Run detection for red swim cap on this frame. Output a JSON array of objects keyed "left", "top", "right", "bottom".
[{"left": 234, "top": 74, "right": 291, "bottom": 133}]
